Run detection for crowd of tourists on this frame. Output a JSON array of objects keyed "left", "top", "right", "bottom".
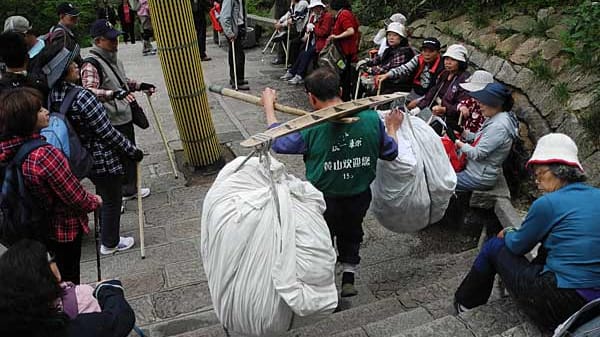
[{"left": 1, "top": 0, "right": 599, "bottom": 336}]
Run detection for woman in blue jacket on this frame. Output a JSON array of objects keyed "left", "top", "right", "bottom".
[{"left": 454, "top": 133, "right": 600, "bottom": 329}]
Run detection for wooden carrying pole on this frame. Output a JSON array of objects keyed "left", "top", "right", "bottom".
[
  {"left": 209, "top": 84, "right": 307, "bottom": 116},
  {"left": 148, "top": 0, "right": 222, "bottom": 168}
]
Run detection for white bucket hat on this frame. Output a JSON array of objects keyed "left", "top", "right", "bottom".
[
  {"left": 527, "top": 133, "right": 584, "bottom": 172},
  {"left": 389, "top": 13, "right": 407, "bottom": 25},
  {"left": 386, "top": 22, "right": 407, "bottom": 38},
  {"left": 459, "top": 70, "right": 494, "bottom": 92},
  {"left": 443, "top": 44, "right": 468, "bottom": 62},
  {"left": 308, "top": 0, "right": 326, "bottom": 9}
]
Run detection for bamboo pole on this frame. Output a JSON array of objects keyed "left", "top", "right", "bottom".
[
  {"left": 148, "top": 0, "right": 222, "bottom": 168},
  {"left": 209, "top": 85, "right": 307, "bottom": 116}
]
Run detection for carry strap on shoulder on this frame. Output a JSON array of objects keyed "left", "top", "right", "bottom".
[{"left": 59, "top": 87, "right": 83, "bottom": 116}]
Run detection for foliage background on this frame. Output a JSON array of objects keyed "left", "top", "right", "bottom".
[{"left": 0, "top": 0, "right": 118, "bottom": 47}]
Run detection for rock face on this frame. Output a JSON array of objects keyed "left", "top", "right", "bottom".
[{"left": 407, "top": 10, "right": 599, "bottom": 186}]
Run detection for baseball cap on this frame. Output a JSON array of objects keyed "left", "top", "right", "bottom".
[
  {"left": 3, "top": 16, "right": 32, "bottom": 34},
  {"left": 467, "top": 82, "right": 511, "bottom": 108},
  {"left": 57, "top": 2, "right": 80, "bottom": 16},
  {"left": 421, "top": 37, "right": 441, "bottom": 51},
  {"left": 90, "top": 19, "right": 123, "bottom": 39},
  {"left": 459, "top": 70, "right": 494, "bottom": 92}
]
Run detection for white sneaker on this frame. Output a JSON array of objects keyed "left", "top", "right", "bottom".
[
  {"left": 280, "top": 71, "right": 294, "bottom": 80},
  {"left": 100, "top": 236, "right": 135, "bottom": 255},
  {"left": 122, "top": 188, "right": 151, "bottom": 201},
  {"left": 288, "top": 75, "right": 304, "bottom": 85}
]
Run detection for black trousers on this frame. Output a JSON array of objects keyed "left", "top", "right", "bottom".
[
  {"left": 323, "top": 189, "right": 371, "bottom": 265},
  {"left": 455, "top": 238, "right": 587, "bottom": 329},
  {"left": 193, "top": 11, "right": 208, "bottom": 58},
  {"left": 122, "top": 21, "right": 136, "bottom": 43},
  {"left": 47, "top": 231, "right": 83, "bottom": 284},
  {"left": 228, "top": 28, "right": 246, "bottom": 83},
  {"left": 340, "top": 55, "right": 356, "bottom": 102},
  {"left": 114, "top": 122, "right": 137, "bottom": 196},
  {"left": 92, "top": 175, "right": 123, "bottom": 249}
]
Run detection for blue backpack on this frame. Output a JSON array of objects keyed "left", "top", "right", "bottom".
[
  {"left": 41, "top": 87, "right": 93, "bottom": 180},
  {"left": 0, "top": 139, "right": 49, "bottom": 246}
]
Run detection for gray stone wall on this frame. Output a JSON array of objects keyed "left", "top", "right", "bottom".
[{"left": 367, "top": 11, "right": 599, "bottom": 186}]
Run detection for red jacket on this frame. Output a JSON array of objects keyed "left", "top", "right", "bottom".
[
  {"left": 0, "top": 134, "right": 100, "bottom": 242},
  {"left": 332, "top": 9, "right": 360, "bottom": 61},
  {"left": 312, "top": 12, "right": 333, "bottom": 52}
]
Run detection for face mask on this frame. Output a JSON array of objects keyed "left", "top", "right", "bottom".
[{"left": 29, "top": 39, "right": 45, "bottom": 58}]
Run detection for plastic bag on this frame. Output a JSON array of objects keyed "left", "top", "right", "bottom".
[
  {"left": 201, "top": 155, "right": 338, "bottom": 337},
  {"left": 371, "top": 112, "right": 457, "bottom": 233}
]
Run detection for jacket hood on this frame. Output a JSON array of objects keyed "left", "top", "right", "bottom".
[
  {"left": 491, "top": 111, "right": 519, "bottom": 140},
  {"left": 0, "top": 134, "right": 42, "bottom": 164}
]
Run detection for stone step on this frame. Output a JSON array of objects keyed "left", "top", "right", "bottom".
[
  {"left": 490, "top": 321, "right": 546, "bottom": 337},
  {"left": 187, "top": 297, "right": 405, "bottom": 337},
  {"left": 361, "top": 249, "right": 478, "bottom": 299},
  {"left": 391, "top": 315, "right": 474, "bottom": 337},
  {"left": 459, "top": 297, "right": 527, "bottom": 337}
]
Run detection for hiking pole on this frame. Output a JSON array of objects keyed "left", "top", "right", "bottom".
[
  {"left": 285, "top": 22, "right": 291, "bottom": 67},
  {"left": 145, "top": 94, "right": 178, "bottom": 179},
  {"left": 354, "top": 70, "right": 362, "bottom": 100},
  {"left": 94, "top": 209, "right": 101, "bottom": 281},
  {"left": 137, "top": 162, "right": 146, "bottom": 259},
  {"left": 231, "top": 38, "right": 238, "bottom": 90},
  {"left": 263, "top": 30, "right": 277, "bottom": 54},
  {"left": 304, "top": 32, "right": 311, "bottom": 51}
]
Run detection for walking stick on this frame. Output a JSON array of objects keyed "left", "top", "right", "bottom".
[
  {"left": 304, "top": 32, "right": 311, "bottom": 51},
  {"left": 94, "top": 209, "right": 101, "bottom": 281},
  {"left": 145, "top": 94, "right": 178, "bottom": 179},
  {"left": 354, "top": 70, "right": 362, "bottom": 100},
  {"left": 263, "top": 30, "right": 277, "bottom": 54},
  {"left": 285, "top": 22, "right": 291, "bottom": 67},
  {"left": 137, "top": 162, "right": 145, "bottom": 259},
  {"left": 231, "top": 38, "right": 238, "bottom": 90},
  {"left": 377, "top": 77, "right": 384, "bottom": 96}
]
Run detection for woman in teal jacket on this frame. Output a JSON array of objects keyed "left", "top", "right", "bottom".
[{"left": 454, "top": 133, "right": 600, "bottom": 329}]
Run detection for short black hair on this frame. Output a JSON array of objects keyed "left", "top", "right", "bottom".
[
  {"left": 304, "top": 67, "right": 341, "bottom": 101},
  {"left": 330, "top": 0, "right": 351, "bottom": 10},
  {"left": 0, "top": 87, "right": 44, "bottom": 137},
  {"left": 0, "top": 32, "right": 28, "bottom": 68},
  {"left": 0, "top": 240, "right": 68, "bottom": 337},
  {"left": 458, "top": 61, "right": 468, "bottom": 72}
]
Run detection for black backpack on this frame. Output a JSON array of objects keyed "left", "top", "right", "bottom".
[{"left": 0, "top": 139, "right": 50, "bottom": 246}]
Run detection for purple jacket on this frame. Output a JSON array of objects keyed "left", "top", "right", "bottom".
[{"left": 418, "top": 70, "right": 470, "bottom": 123}]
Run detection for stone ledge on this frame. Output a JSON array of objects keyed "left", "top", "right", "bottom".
[{"left": 469, "top": 174, "right": 511, "bottom": 210}]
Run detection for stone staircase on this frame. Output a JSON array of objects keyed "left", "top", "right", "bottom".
[{"left": 165, "top": 245, "right": 548, "bottom": 337}]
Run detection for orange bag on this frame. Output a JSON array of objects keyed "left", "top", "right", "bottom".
[{"left": 209, "top": 3, "right": 222, "bottom": 32}]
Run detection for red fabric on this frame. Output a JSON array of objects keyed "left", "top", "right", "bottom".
[
  {"left": 413, "top": 54, "right": 441, "bottom": 87},
  {"left": 209, "top": 3, "right": 222, "bottom": 32},
  {"left": 123, "top": 4, "right": 131, "bottom": 24},
  {"left": 458, "top": 97, "right": 485, "bottom": 133},
  {"left": 332, "top": 9, "right": 359, "bottom": 60},
  {"left": 313, "top": 12, "right": 333, "bottom": 52},
  {"left": 441, "top": 134, "right": 482, "bottom": 172},
  {"left": 0, "top": 135, "right": 100, "bottom": 242}
]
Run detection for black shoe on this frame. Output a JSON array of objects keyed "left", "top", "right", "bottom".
[
  {"left": 271, "top": 57, "right": 285, "bottom": 65},
  {"left": 232, "top": 84, "right": 250, "bottom": 91},
  {"left": 201, "top": 56, "right": 212, "bottom": 61}
]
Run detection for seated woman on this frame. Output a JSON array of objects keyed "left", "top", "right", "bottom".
[
  {"left": 454, "top": 133, "right": 600, "bottom": 330},
  {"left": 0, "top": 87, "right": 102, "bottom": 284},
  {"left": 454, "top": 82, "right": 518, "bottom": 191},
  {"left": 411, "top": 44, "right": 470, "bottom": 135},
  {"left": 0, "top": 239, "right": 135, "bottom": 337},
  {"left": 280, "top": 0, "right": 333, "bottom": 85},
  {"left": 372, "top": 13, "right": 407, "bottom": 57},
  {"left": 457, "top": 70, "right": 494, "bottom": 134},
  {"left": 357, "top": 22, "right": 415, "bottom": 95}
]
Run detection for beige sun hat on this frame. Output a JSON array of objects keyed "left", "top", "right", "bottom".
[
  {"left": 459, "top": 70, "right": 494, "bottom": 92},
  {"left": 443, "top": 44, "right": 468, "bottom": 62},
  {"left": 386, "top": 22, "right": 407, "bottom": 38},
  {"left": 527, "top": 133, "right": 584, "bottom": 172}
]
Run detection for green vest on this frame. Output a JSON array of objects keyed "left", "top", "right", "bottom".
[{"left": 300, "top": 109, "right": 382, "bottom": 197}]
